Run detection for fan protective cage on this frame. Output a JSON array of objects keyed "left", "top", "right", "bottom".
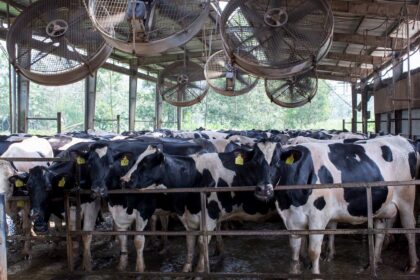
[
  {"left": 7, "top": 0, "right": 112, "bottom": 86},
  {"left": 158, "top": 61, "right": 209, "bottom": 107},
  {"left": 265, "top": 70, "right": 318, "bottom": 108},
  {"left": 220, "top": 0, "right": 333, "bottom": 79},
  {"left": 88, "top": 0, "right": 210, "bottom": 55},
  {"left": 204, "top": 50, "right": 259, "bottom": 97}
]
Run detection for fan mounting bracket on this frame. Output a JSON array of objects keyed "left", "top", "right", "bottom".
[
  {"left": 46, "top": 19, "right": 69, "bottom": 37},
  {"left": 264, "top": 8, "right": 288, "bottom": 28},
  {"left": 177, "top": 74, "right": 189, "bottom": 85}
]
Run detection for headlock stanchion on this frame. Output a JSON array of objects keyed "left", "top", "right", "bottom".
[{"left": 0, "top": 194, "right": 8, "bottom": 280}]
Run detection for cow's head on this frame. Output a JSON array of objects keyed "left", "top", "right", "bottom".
[
  {"left": 87, "top": 142, "right": 113, "bottom": 197},
  {"left": 26, "top": 166, "right": 54, "bottom": 233},
  {"left": 254, "top": 144, "right": 304, "bottom": 201},
  {"left": 124, "top": 145, "right": 165, "bottom": 189},
  {"left": 0, "top": 160, "right": 15, "bottom": 195}
]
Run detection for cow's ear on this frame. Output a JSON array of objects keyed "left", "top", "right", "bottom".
[{"left": 280, "top": 149, "right": 302, "bottom": 166}]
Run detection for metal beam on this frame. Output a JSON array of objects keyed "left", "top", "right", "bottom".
[
  {"left": 318, "top": 65, "right": 370, "bottom": 77},
  {"left": 155, "top": 82, "right": 162, "bottom": 130},
  {"left": 102, "top": 63, "right": 157, "bottom": 83},
  {"left": 17, "top": 47, "right": 30, "bottom": 133},
  {"left": 84, "top": 73, "right": 97, "bottom": 131},
  {"left": 137, "top": 51, "right": 210, "bottom": 66},
  {"left": 334, "top": 33, "right": 407, "bottom": 49},
  {"left": 128, "top": 60, "right": 137, "bottom": 131},
  {"left": 352, "top": 84, "right": 357, "bottom": 133},
  {"left": 332, "top": 1, "right": 417, "bottom": 20},
  {"left": 0, "top": 194, "right": 7, "bottom": 280},
  {"left": 326, "top": 52, "right": 388, "bottom": 65}
]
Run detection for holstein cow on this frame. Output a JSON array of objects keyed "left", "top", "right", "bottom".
[
  {"left": 123, "top": 142, "right": 277, "bottom": 273},
  {"left": 0, "top": 136, "right": 53, "bottom": 258},
  {"left": 25, "top": 141, "right": 101, "bottom": 271},
  {"left": 87, "top": 139, "right": 216, "bottom": 272},
  {"left": 254, "top": 135, "right": 418, "bottom": 274}
]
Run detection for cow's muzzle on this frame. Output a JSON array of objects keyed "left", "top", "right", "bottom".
[
  {"left": 255, "top": 184, "right": 274, "bottom": 201},
  {"left": 91, "top": 186, "right": 108, "bottom": 198}
]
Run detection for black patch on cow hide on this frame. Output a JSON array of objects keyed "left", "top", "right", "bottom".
[
  {"left": 381, "top": 146, "right": 393, "bottom": 162},
  {"left": 313, "top": 196, "right": 326, "bottom": 210},
  {"left": 318, "top": 166, "right": 333, "bottom": 184},
  {"left": 328, "top": 143, "right": 387, "bottom": 217},
  {"left": 207, "top": 201, "right": 220, "bottom": 220},
  {"left": 408, "top": 152, "right": 417, "bottom": 178}
]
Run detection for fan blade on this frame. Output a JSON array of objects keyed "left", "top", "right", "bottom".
[
  {"left": 236, "top": 74, "right": 252, "bottom": 87},
  {"left": 206, "top": 70, "right": 225, "bottom": 80},
  {"left": 161, "top": 83, "right": 179, "bottom": 97},
  {"left": 287, "top": 0, "right": 321, "bottom": 24}
]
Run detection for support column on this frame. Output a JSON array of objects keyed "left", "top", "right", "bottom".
[
  {"left": 155, "top": 81, "right": 162, "bottom": 130},
  {"left": 128, "top": 60, "right": 138, "bottom": 131},
  {"left": 351, "top": 84, "right": 357, "bottom": 133},
  {"left": 0, "top": 194, "right": 7, "bottom": 280},
  {"left": 17, "top": 73, "right": 29, "bottom": 133},
  {"left": 361, "top": 84, "right": 368, "bottom": 134},
  {"left": 177, "top": 107, "right": 182, "bottom": 130},
  {"left": 84, "top": 73, "right": 97, "bottom": 131}
]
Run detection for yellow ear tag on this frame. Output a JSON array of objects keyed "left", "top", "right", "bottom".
[
  {"left": 17, "top": 200, "right": 25, "bottom": 208},
  {"left": 58, "top": 177, "right": 66, "bottom": 188},
  {"left": 285, "top": 154, "right": 295, "bottom": 165},
  {"left": 235, "top": 154, "right": 244, "bottom": 166},
  {"left": 76, "top": 156, "right": 86, "bottom": 165},
  {"left": 15, "top": 179, "right": 24, "bottom": 188},
  {"left": 121, "top": 156, "right": 129, "bottom": 167}
]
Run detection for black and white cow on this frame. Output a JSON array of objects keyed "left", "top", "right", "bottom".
[
  {"left": 26, "top": 141, "right": 101, "bottom": 271},
  {"left": 123, "top": 142, "right": 278, "bottom": 273},
  {"left": 87, "top": 138, "right": 217, "bottom": 272},
  {"left": 254, "top": 135, "right": 418, "bottom": 274}
]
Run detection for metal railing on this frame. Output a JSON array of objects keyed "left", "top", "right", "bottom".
[
  {"left": 27, "top": 112, "right": 62, "bottom": 134},
  {"left": 94, "top": 115, "right": 121, "bottom": 134}
]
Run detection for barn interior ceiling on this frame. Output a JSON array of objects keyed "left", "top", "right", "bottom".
[{"left": 0, "top": 0, "right": 420, "bottom": 84}]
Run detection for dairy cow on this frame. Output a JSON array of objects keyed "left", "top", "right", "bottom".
[
  {"left": 87, "top": 138, "right": 217, "bottom": 272},
  {"left": 254, "top": 136, "right": 418, "bottom": 275},
  {"left": 124, "top": 142, "right": 277, "bottom": 273},
  {"left": 25, "top": 141, "right": 101, "bottom": 271}
]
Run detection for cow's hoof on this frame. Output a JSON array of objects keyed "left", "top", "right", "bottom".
[
  {"left": 182, "top": 263, "right": 193, "bottom": 273},
  {"left": 83, "top": 262, "right": 92, "bottom": 272},
  {"left": 23, "top": 254, "right": 32, "bottom": 261},
  {"left": 405, "top": 265, "right": 417, "bottom": 273},
  {"left": 289, "top": 260, "right": 302, "bottom": 274}
]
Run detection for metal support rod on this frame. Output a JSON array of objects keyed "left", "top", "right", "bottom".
[
  {"left": 155, "top": 81, "right": 162, "bottom": 130},
  {"left": 116, "top": 115, "right": 121, "bottom": 134},
  {"left": 200, "top": 192, "right": 210, "bottom": 273},
  {"left": 84, "top": 73, "right": 97, "bottom": 131},
  {"left": 406, "top": 16, "right": 413, "bottom": 139},
  {"left": 351, "top": 84, "right": 357, "bottom": 133},
  {"left": 361, "top": 85, "right": 368, "bottom": 134},
  {"left": 366, "top": 187, "right": 376, "bottom": 277},
  {"left": 177, "top": 106, "right": 182, "bottom": 131},
  {"left": 65, "top": 194, "right": 74, "bottom": 272},
  {"left": 342, "top": 119, "right": 346, "bottom": 131},
  {"left": 129, "top": 60, "right": 138, "bottom": 131},
  {"left": 0, "top": 194, "right": 7, "bottom": 280},
  {"left": 57, "top": 112, "right": 62, "bottom": 134}
]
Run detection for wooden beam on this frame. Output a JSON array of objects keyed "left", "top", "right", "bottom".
[
  {"left": 316, "top": 73, "right": 357, "bottom": 83},
  {"left": 334, "top": 33, "right": 407, "bottom": 49},
  {"left": 332, "top": 1, "right": 418, "bottom": 20},
  {"left": 326, "top": 52, "right": 388, "bottom": 65},
  {"left": 318, "top": 65, "right": 370, "bottom": 77}
]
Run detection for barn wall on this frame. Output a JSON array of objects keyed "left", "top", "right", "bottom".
[{"left": 374, "top": 71, "right": 420, "bottom": 114}]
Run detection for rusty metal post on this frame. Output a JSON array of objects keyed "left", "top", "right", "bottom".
[
  {"left": 116, "top": 115, "right": 121, "bottom": 134},
  {"left": 22, "top": 201, "right": 31, "bottom": 257},
  {"left": 200, "top": 192, "right": 210, "bottom": 274},
  {"left": 128, "top": 59, "right": 138, "bottom": 132},
  {"left": 406, "top": 16, "right": 413, "bottom": 139},
  {"left": 57, "top": 112, "right": 62, "bottom": 134},
  {"left": 342, "top": 119, "right": 346, "bottom": 131},
  {"left": 366, "top": 186, "right": 376, "bottom": 277},
  {"left": 351, "top": 84, "right": 357, "bottom": 133},
  {"left": 0, "top": 194, "right": 7, "bottom": 280},
  {"left": 155, "top": 81, "right": 163, "bottom": 130},
  {"left": 65, "top": 194, "right": 74, "bottom": 271}
]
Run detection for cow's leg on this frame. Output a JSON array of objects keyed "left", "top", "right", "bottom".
[
  {"left": 158, "top": 214, "right": 169, "bottom": 255},
  {"left": 397, "top": 199, "right": 418, "bottom": 272},
  {"left": 326, "top": 222, "right": 337, "bottom": 262},
  {"left": 373, "top": 219, "right": 386, "bottom": 266},
  {"left": 182, "top": 234, "right": 197, "bottom": 273},
  {"left": 308, "top": 220, "right": 328, "bottom": 275},
  {"left": 214, "top": 222, "right": 224, "bottom": 257},
  {"left": 69, "top": 206, "right": 80, "bottom": 261},
  {"left": 134, "top": 211, "right": 148, "bottom": 272},
  {"left": 150, "top": 214, "right": 159, "bottom": 248},
  {"left": 109, "top": 205, "right": 135, "bottom": 271},
  {"left": 382, "top": 217, "right": 396, "bottom": 250},
  {"left": 195, "top": 217, "right": 216, "bottom": 273},
  {"left": 81, "top": 199, "right": 101, "bottom": 271},
  {"left": 289, "top": 235, "right": 303, "bottom": 274}
]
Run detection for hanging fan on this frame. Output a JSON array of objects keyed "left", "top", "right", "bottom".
[
  {"left": 158, "top": 61, "right": 209, "bottom": 107},
  {"left": 220, "top": 0, "right": 333, "bottom": 79},
  {"left": 204, "top": 50, "right": 259, "bottom": 97},
  {"left": 265, "top": 70, "right": 318, "bottom": 108},
  {"left": 6, "top": 0, "right": 112, "bottom": 86},
  {"left": 87, "top": 0, "right": 210, "bottom": 55}
]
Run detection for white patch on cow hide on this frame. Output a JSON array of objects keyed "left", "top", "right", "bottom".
[
  {"left": 95, "top": 146, "right": 108, "bottom": 159},
  {"left": 192, "top": 153, "right": 235, "bottom": 187},
  {"left": 120, "top": 145, "right": 157, "bottom": 183},
  {"left": 0, "top": 160, "right": 14, "bottom": 196},
  {"left": 59, "top": 138, "right": 92, "bottom": 151},
  {"left": 354, "top": 154, "right": 361, "bottom": 162},
  {"left": 257, "top": 142, "right": 278, "bottom": 164}
]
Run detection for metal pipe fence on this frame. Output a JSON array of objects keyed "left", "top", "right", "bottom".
[
  {"left": 2, "top": 155, "right": 420, "bottom": 279},
  {"left": 27, "top": 112, "right": 62, "bottom": 134}
]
